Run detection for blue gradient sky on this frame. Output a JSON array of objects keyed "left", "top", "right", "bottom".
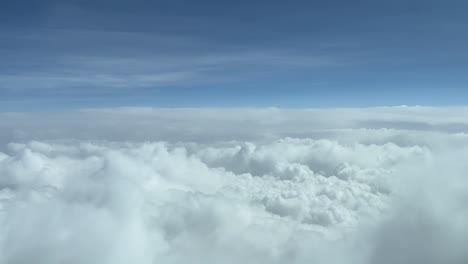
[{"left": 1, "top": 0, "right": 467, "bottom": 110}]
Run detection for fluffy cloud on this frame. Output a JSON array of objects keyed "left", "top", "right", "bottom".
[{"left": 0, "top": 107, "right": 467, "bottom": 263}]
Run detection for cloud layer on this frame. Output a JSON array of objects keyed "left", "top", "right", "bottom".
[{"left": 0, "top": 107, "right": 467, "bottom": 263}]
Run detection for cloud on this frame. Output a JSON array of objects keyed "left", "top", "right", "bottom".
[
  {"left": 0, "top": 72, "right": 195, "bottom": 92},
  {"left": 3, "top": 107, "right": 468, "bottom": 146},
  {"left": 0, "top": 107, "right": 467, "bottom": 263},
  {"left": 1, "top": 29, "right": 342, "bottom": 93}
]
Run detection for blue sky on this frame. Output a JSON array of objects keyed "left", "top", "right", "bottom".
[{"left": 1, "top": 0, "right": 467, "bottom": 110}]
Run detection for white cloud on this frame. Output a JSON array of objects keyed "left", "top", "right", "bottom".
[{"left": 0, "top": 107, "right": 467, "bottom": 263}]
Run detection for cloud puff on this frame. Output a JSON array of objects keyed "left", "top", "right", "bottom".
[{"left": 0, "top": 107, "right": 467, "bottom": 263}]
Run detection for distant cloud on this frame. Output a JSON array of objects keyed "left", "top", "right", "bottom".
[
  {"left": 2, "top": 106, "right": 468, "bottom": 145},
  {"left": 0, "top": 72, "right": 195, "bottom": 91}
]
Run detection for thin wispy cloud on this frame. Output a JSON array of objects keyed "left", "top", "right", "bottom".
[{"left": 1, "top": 29, "right": 345, "bottom": 93}]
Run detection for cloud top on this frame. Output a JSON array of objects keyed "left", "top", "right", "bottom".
[{"left": 0, "top": 107, "right": 467, "bottom": 263}]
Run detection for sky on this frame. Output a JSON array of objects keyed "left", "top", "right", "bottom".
[{"left": 1, "top": 0, "right": 468, "bottom": 110}]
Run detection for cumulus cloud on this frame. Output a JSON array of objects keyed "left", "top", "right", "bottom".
[{"left": 0, "top": 107, "right": 467, "bottom": 263}]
